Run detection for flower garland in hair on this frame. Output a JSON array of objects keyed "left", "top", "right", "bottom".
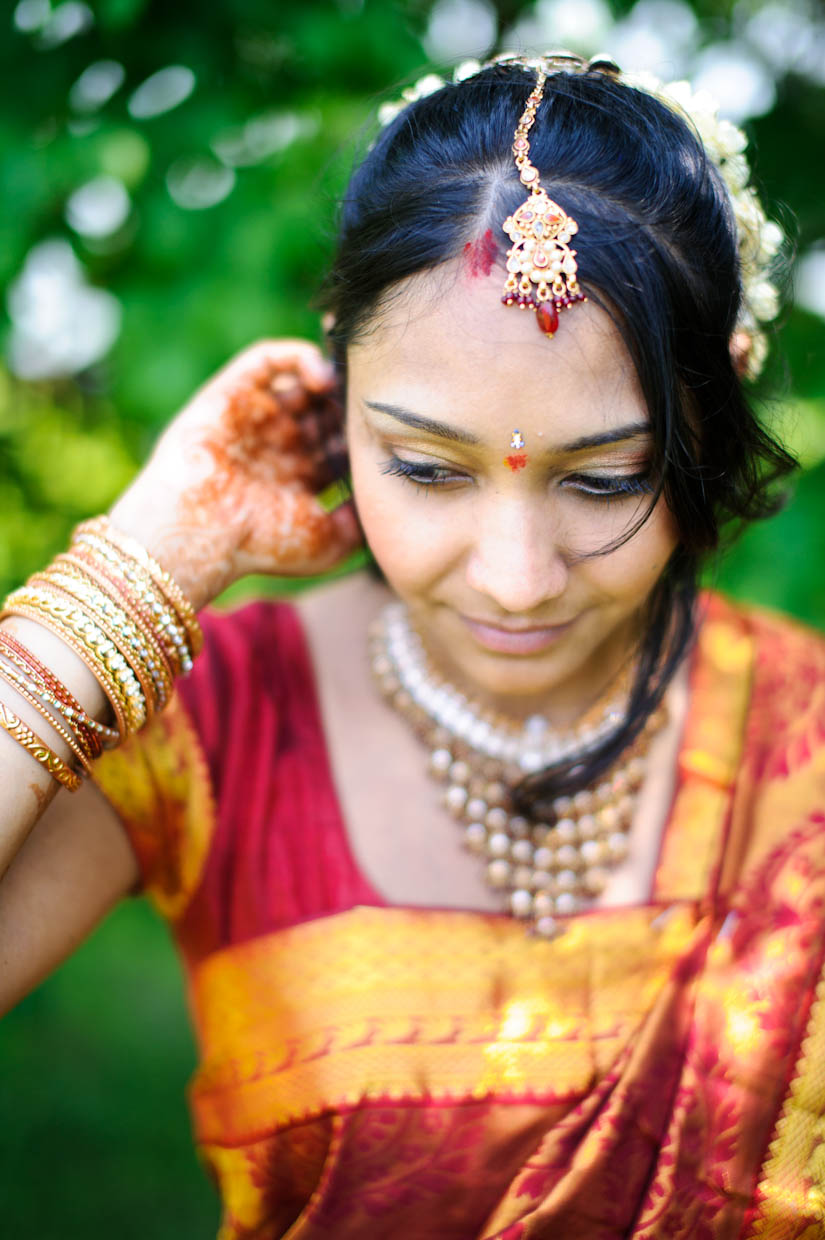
[{"left": 377, "top": 55, "right": 784, "bottom": 381}]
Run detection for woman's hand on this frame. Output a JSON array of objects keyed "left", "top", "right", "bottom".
[{"left": 108, "top": 340, "right": 362, "bottom": 609}]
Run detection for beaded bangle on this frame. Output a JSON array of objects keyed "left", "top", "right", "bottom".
[
  {"left": 1, "top": 515, "right": 201, "bottom": 758},
  {"left": 1, "top": 592, "right": 138, "bottom": 739},
  {"left": 21, "top": 578, "right": 151, "bottom": 732},
  {"left": 75, "top": 517, "right": 203, "bottom": 659},
  {"left": 0, "top": 661, "right": 93, "bottom": 775},
  {"left": 99, "top": 522, "right": 203, "bottom": 656},
  {"left": 0, "top": 699, "right": 82, "bottom": 791},
  {"left": 0, "top": 629, "right": 116, "bottom": 750},
  {"left": 72, "top": 531, "right": 194, "bottom": 674},
  {"left": 36, "top": 566, "right": 165, "bottom": 717},
  {"left": 60, "top": 546, "right": 176, "bottom": 699}
]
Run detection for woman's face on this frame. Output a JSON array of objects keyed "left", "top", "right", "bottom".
[{"left": 346, "top": 262, "right": 678, "bottom": 721}]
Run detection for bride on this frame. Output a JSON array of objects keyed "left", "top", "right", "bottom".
[{"left": 2, "top": 53, "right": 823, "bottom": 1239}]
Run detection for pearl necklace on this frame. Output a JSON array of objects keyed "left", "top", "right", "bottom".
[{"left": 369, "top": 602, "right": 667, "bottom": 938}]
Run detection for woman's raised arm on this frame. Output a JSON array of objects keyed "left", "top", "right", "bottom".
[{"left": 0, "top": 340, "right": 360, "bottom": 1014}]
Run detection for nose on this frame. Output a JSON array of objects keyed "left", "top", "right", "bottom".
[{"left": 464, "top": 494, "right": 569, "bottom": 615}]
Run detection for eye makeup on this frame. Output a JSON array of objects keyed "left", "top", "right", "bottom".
[{"left": 380, "top": 451, "right": 653, "bottom": 500}]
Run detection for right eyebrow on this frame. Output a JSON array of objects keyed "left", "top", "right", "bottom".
[{"left": 363, "top": 401, "right": 480, "bottom": 446}]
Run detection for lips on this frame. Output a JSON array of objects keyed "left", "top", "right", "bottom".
[{"left": 460, "top": 614, "right": 577, "bottom": 655}]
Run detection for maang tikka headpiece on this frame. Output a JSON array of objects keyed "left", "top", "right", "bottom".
[
  {"left": 501, "top": 65, "right": 586, "bottom": 337},
  {"left": 378, "top": 51, "right": 784, "bottom": 376}
]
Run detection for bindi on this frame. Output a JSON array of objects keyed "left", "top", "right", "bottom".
[
  {"left": 505, "top": 429, "right": 528, "bottom": 471},
  {"left": 462, "top": 228, "right": 498, "bottom": 279}
]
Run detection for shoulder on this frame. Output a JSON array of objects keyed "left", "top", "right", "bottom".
[
  {"left": 701, "top": 590, "right": 825, "bottom": 684},
  {"left": 703, "top": 591, "right": 825, "bottom": 788}
]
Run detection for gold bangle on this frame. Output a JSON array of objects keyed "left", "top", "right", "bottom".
[
  {"left": 1, "top": 593, "right": 136, "bottom": 739},
  {"left": 10, "top": 583, "right": 146, "bottom": 733},
  {"left": 76, "top": 517, "right": 203, "bottom": 658},
  {"left": 0, "top": 699, "right": 82, "bottom": 791},
  {"left": 71, "top": 530, "right": 194, "bottom": 674},
  {"left": 36, "top": 565, "right": 165, "bottom": 718},
  {"left": 59, "top": 547, "right": 176, "bottom": 697},
  {"left": 0, "top": 663, "right": 93, "bottom": 774},
  {"left": 0, "top": 630, "right": 117, "bottom": 750}
]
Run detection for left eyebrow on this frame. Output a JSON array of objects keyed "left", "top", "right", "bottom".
[
  {"left": 561, "top": 422, "right": 652, "bottom": 453},
  {"left": 364, "top": 401, "right": 480, "bottom": 445}
]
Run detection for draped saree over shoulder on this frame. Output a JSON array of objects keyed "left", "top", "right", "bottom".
[{"left": 92, "top": 592, "right": 825, "bottom": 1239}]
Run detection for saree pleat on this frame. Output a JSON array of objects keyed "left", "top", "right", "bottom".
[{"left": 90, "top": 593, "right": 825, "bottom": 1238}]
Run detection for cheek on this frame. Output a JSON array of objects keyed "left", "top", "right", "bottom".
[
  {"left": 349, "top": 446, "right": 459, "bottom": 591},
  {"left": 582, "top": 501, "right": 678, "bottom": 599}
]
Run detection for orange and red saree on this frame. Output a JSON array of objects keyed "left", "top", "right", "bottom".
[{"left": 93, "top": 593, "right": 825, "bottom": 1239}]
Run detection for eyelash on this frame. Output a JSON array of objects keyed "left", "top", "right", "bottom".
[
  {"left": 380, "top": 457, "right": 457, "bottom": 489},
  {"left": 379, "top": 455, "right": 655, "bottom": 500}
]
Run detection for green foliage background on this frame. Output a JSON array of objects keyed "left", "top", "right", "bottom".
[{"left": 1, "top": 0, "right": 824, "bottom": 1235}]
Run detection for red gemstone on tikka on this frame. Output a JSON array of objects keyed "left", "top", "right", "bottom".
[{"left": 536, "top": 302, "right": 559, "bottom": 336}]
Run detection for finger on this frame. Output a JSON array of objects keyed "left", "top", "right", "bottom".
[
  {"left": 252, "top": 490, "right": 362, "bottom": 573},
  {"left": 329, "top": 501, "right": 363, "bottom": 556},
  {"left": 195, "top": 339, "right": 333, "bottom": 410},
  {"left": 239, "top": 339, "right": 336, "bottom": 394}
]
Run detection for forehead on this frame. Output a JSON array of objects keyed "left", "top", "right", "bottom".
[{"left": 347, "top": 263, "right": 647, "bottom": 441}]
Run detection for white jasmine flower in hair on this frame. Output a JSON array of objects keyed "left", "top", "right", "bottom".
[
  {"left": 704, "top": 128, "right": 748, "bottom": 172},
  {"left": 759, "top": 221, "right": 784, "bottom": 263},
  {"left": 738, "top": 304, "right": 757, "bottom": 334},
  {"left": 715, "top": 119, "right": 747, "bottom": 159},
  {"left": 659, "top": 79, "right": 693, "bottom": 110},
  {"left": 453, "top": 59, "right": 481, "bottom": 83},
  {"left": 378, "top": 100, "right": 406, "bottom": 127},
  {"left": 621, "top": 70, "right": 662, "bottom": 96},
  {"left": 619, "top": 67, "right": 783, "bottom": 378},
  {"left": 745, "top": 331, "right": 768, "bottom": 380},
  {"left": 732, "top": 189, "right": 763, "bottom": 242},
  {"left": 720, "top": 152, "right": 749, "bottom": 192},
  {"left": 662, "top": 80, "right": 719, "bottom": 134},
  {"left": 403, "top": 73, "right": 445, "bottom": 103},
  {"left": 748, "top": 279, "right": 780, "bottom": 323}
]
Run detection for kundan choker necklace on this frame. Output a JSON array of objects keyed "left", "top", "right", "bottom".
[{"left": 369, "top": 602, "right": 667, "bottom": 938}]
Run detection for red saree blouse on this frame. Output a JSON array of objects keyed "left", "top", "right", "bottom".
[{"left": 91, "top": 591, "right": 825, "bottom": 1239}]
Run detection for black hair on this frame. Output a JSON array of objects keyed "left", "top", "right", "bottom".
[{"left": 321, "top": 62, "right": 795, "bottom": 816}]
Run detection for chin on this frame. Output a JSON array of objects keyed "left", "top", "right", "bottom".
[{"left": 429, "top": 605, "right": 633, "bottom": 712}]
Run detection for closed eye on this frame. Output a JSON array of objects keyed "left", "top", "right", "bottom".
[
  {"left": 564, "top": 473, "right": 654, "bottom": 500},
  {"left": 380, "top": 455, "right": 654, "bottom": 500},
  {"left": 380, "top": 455, "right": 466, "bottom": 488}
]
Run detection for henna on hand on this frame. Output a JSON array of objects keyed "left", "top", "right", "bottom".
[{"left": 110, "top": 342, "right": 362, "bottom": 609}]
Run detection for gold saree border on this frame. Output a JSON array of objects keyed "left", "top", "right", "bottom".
[
  {"left": 187, "top": 902, "right": 702, "bottom": 1145},
  {"left": 747, "top": 955, "right": 825, "bottom": 1237},
  {"left": 653, "top": 598, "right": 754, "bottom": 902},
  {"left": 91, "top": 691, "right": 215, "bottom": 920}
]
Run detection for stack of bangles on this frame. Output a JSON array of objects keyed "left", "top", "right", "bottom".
[{"left": 0, "top": 516, "right": 202, "bottom": 793}]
